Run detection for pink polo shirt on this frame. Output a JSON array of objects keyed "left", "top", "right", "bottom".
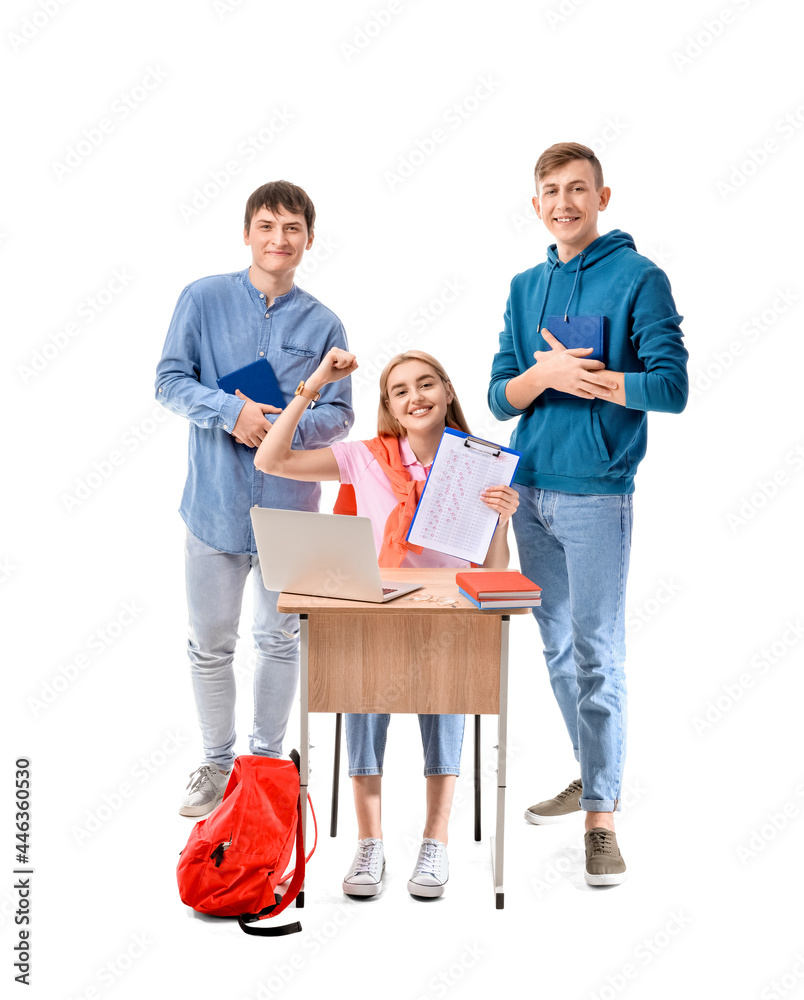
[{"left": 330, "top": 437, "right": 471, "bottom": 570}]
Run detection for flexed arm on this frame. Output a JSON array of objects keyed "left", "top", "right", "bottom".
[{"left": 252, "top": 347, "right": 358, "bottom": 481}]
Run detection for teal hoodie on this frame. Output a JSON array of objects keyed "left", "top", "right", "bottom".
[{"left": 488, "top": 229, "right": 688, "bottom": 494}]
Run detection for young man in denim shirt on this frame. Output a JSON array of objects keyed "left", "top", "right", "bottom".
[
  {"left": 488, "top": 143, "right": 688, "bottom": 883},
  {"left": 156, "top": 181, "right": 353, "bottom": 816}
]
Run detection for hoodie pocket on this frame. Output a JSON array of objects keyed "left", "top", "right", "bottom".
[{"left": 591, "top": 410, "right": 610, "bottom": 463}]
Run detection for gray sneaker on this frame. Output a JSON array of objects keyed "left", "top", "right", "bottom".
[
  {"left": 525, "top": 778, "right": 583, "bottom": 824},
  {"left": 179, "top": 763, "right": 230, "bottom": 817},
  {"left": 584, "top": 827, "right": 627, "bottom": 885},
  {"left": 342, "top": 838, "right": 385, "bottom": 896}
]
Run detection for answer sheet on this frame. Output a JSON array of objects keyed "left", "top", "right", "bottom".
[{"left": 407, "top": 429, "right": 521, "bottom": 563}]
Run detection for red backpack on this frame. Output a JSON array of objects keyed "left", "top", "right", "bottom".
[{"left": 177, "top": 753, "right": 316, "bottom": 936}]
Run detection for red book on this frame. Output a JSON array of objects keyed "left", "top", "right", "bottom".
[{"left": 455, "top": 570, "right": 542, "bottom": 601}]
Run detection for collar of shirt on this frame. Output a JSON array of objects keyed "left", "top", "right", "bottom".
[{"left": 241, "top": 268, "right": 298, "bottom": 310}]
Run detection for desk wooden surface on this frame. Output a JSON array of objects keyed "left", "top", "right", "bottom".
[
  {"left": 277, "top": 567, "right": 534, "bottom": 616},
  {"left": 280, "top": 568, "right": 531, "bottom": 714}
]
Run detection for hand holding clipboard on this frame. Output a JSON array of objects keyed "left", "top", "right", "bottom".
[{"left": 406, "top": 428, "right": 521, "bottom": 564}]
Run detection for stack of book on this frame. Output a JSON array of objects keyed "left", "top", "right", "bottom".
[{"left": 455, "top": 570, "right": 542, "bottom": 609}]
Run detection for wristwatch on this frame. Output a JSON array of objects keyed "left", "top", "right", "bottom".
[{"left": 295, "top": 380, "right": 320, "bottom": 402}]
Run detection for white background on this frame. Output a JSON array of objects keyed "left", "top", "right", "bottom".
[{"left": 4, "top": 0, "right": 804, "bottom": 997}]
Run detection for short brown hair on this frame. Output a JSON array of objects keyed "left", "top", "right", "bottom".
[
  {"left": 243, "top": 180, "right": 316, "bottom": 233},
  {"left": 534, "top": 142, "right": 604, "bottom": 190},
  {"left": 377, "top": 351, "right": 471, "bottom": 438}
]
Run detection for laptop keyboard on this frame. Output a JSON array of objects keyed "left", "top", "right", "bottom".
[{"left": 382, "top": 587, "right": 397, "bottom": 595}]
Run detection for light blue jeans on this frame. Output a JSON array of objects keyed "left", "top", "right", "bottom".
[
  {"left": 346, "top": 713, "right": 465, "bottom": 776},
  {"left": 513, "top": 488, "right": 632, "bottom": 812},
  {"left": 184, "top": 528, "right": 300, "bottom": 770}
]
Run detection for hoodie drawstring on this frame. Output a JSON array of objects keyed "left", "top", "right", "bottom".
[
  {"left": 534, "top": 260, "right": 559, "bottom": 337},
  {"left": 563, "top": 251, "right": 585, "bottom": 322}
]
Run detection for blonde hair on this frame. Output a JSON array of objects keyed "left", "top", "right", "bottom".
[{"left": 377, "top": 351, "right": 471, "bottom": 438}]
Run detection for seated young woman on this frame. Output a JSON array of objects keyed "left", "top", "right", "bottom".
[{"left": 250, "top": 347, "right": 518, "bottom": 899}]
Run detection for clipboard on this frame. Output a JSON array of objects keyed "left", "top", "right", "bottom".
[
  {"left": 406, "top": 428, "right": 521, "bottom": 564},
  {"left": 217, "top": 358, "right": 285, "bottom": 408}
]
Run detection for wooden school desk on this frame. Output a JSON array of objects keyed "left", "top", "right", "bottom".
[{"left": 277, "top": 567, "right": 533, "bottom": 909}]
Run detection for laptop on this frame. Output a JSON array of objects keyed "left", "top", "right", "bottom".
[{"left": 250, "top": 507, "right": 423, "bottom": 603}]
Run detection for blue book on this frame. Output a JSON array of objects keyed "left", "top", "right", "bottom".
[
  {"left": 542, "top": 315, "right": 605, "bottom": 400},
  {"left": 217, "top": 358, "right": 285, "bottom": 408}
]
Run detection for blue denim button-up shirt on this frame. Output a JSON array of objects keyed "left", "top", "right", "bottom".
[{"left": 155, "top": 268, "right": 353, "bottom": 554}]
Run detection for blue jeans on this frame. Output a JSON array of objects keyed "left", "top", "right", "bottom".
[
  {"left": 184, "top": 528, "right": 300, "bottom": 769},
  {"left": 513, "top": 488, "right": 632, "bottom": 812},
  {"left": 346, "top": 714, "right": 465, "bottom": 777}
]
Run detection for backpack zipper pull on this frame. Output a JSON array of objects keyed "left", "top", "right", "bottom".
[{"left": 210, "top": 839, "right": 232, "bottom": 867}]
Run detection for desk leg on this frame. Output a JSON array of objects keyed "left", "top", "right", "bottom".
[
  {"left": 298, "top": 614, "right": 308, "bottom": 908},
  {"left": 490, "top": 615, "right": 510, "bottom": 910},
  {"left": 474, "top": 715, "right": 481, "bottom": 842}
]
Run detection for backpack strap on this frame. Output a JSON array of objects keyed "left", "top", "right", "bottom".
[{"left": 237, "top": 790, "right": 306, "bottom": 937}]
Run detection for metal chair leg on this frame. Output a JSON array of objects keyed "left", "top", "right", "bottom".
[{"left": 330, "top": 713, "right": 342, "bottom": 837}]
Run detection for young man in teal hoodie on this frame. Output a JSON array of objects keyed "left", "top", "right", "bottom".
[{"left": 488, "top": 142, "right": 688, "bottom": 884}]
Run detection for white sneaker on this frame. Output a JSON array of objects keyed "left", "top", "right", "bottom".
[
  {"left": 342, "top": 838, "right": 385, "bottom": 896},
  {"left": 179, "top": 763, "right": 230, "bottom": 817},
  {"left": 407, "top": 839, "right": 449, "bottom": 897}
]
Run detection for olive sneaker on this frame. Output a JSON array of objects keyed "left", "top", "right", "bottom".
[
  {"left": 342, "top": 838, "right": 385, "bottom": 896},
  {"left": 524, "top": 778, "right": 583, "bottom": 825},
  {"left": 179, "top": 763, "right": 230, "bottom": 817},
  {"left": 584, "top": 827, "right": 627, "bottom": 885}
]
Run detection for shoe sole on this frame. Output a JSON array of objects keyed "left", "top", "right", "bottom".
[
  {"left": 342, "top": 881, "right": 383, "bottom": 896},
  {"left": 584, "top": 870, "right": 627, "bottom": 886},
  {"left": 524, "top": 808, "right": 579, "bottom": 825},
  {"left": 407, "top": 880, "right": 447, "bottom": 898},
  {"left": 178, "top": 799, "right": 223, "bottom": 817}
]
